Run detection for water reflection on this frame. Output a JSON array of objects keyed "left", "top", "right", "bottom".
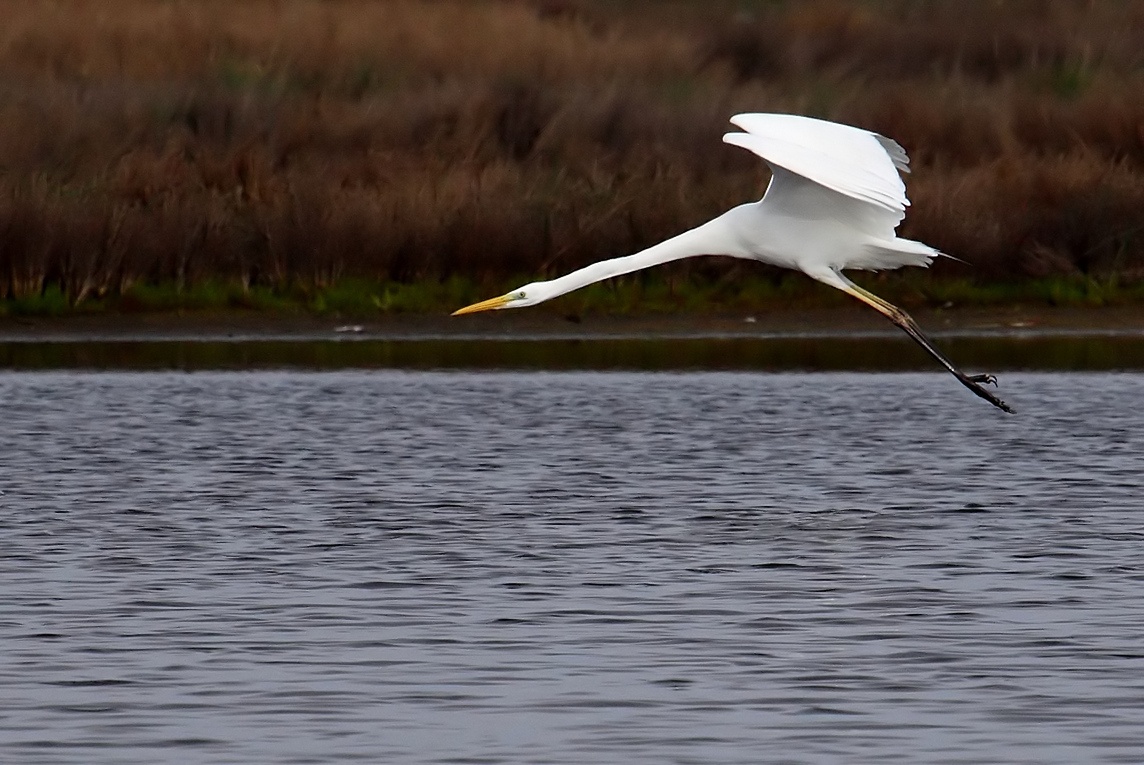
[{"left": 3, "top": 334, "right": 1144, "bottom": 370}]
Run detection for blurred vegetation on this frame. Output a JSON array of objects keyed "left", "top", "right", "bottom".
[{"left": 2, "top": 0, "right": 1144, "bottom": 314}]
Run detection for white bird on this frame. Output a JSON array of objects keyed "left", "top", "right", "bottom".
[{"left": 453, "top": 113, "right": 1012, "bottom": 413}]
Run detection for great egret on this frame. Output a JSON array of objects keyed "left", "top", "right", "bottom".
[{"left": 453, "top": 113, "right": 1013, "bottom": 413}]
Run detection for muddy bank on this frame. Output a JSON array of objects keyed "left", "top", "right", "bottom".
[{"left": 2, "top": 305, "right": 1144, "bottom": 344}]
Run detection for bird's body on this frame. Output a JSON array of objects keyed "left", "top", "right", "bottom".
[{"left": 454, "top": 112, "right": 1013, "bottom": 413}]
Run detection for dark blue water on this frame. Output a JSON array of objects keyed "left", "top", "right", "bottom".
[{"left": 1, "top": 371, "right": 1142, "bottom": 764}]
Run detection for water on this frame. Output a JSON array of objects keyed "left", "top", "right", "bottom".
[{"left": 2, "top": 370, "right": 1143, "bottom": 764}]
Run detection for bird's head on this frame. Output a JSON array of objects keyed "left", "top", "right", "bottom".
[{"left": 451, "top": 283, "right": 547, "bottom": 315}]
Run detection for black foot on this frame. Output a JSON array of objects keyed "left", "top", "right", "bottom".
[{"left": 956, "top": 372, "right": 1014, "bottom": 413}]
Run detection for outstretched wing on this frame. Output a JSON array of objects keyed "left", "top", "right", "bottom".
[{"left": 722, "top": 113, "right": 910, "bottom": 215}]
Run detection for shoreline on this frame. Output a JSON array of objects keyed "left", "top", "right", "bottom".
[
  {"left": 2, "top": 305, "right": 1144, "bottom": 343},
  {"left": 5, "top": 307, "right": 1144, "bottom": 372}
]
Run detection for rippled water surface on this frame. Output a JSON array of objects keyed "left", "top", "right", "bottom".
[{"left": 2, "top": 370, "right": 1143, "bottom": 764}]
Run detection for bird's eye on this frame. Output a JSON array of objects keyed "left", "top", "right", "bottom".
[{"left": 517, "top": 291, "right": 527, "bottom": 299}]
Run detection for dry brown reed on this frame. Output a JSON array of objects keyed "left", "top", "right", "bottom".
[{"left": 1, "top": 0, "right": 1143, "bottom": 304}]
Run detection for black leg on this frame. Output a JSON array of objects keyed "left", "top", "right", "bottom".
[{"left": 836, "top": 279, "right": 1014, "bottom": 413}]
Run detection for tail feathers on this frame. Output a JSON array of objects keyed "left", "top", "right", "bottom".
[
  {"left": 936, "top": 250, "right": 968, "bottom": 265},
  {"left": 855, "top": 238, "right": 941, "bottom": 271}
]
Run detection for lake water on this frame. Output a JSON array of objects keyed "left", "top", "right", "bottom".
[{"left": 2, "top": 369, "right": 1143, "bottom": 764}]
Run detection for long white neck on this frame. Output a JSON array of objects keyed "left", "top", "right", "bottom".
[{"left": 536, "top": 212, "right": 742, "bottom": 303}]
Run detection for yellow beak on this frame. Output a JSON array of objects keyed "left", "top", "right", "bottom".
[{"left": 451, "top": 294, "right": 513, "bottom": 316}]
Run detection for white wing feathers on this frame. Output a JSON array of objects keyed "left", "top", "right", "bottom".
[
  {"left": 874, "top": 134, "right": 910, "bottom": 174},
  {"left": 723, "top": 113, "right": 910, "bottom": 214}
]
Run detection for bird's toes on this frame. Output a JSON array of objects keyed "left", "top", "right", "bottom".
[{"left": 969, "top": 373, "right": 997, "bottom": 386}]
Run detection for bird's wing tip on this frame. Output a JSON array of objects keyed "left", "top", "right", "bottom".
[{"left": 874, "top": 134, "right": 912, "bottom": 173}]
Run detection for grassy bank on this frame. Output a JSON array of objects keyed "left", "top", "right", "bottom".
[{"left": 2, "top": 0, "right": 1144, "bottom": 312}]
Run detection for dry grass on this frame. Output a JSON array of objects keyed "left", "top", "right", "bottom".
[{"left": 2, "top": 0, "right": 1144, "bottom": 305}]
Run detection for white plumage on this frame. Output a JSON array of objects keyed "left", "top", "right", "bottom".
[
  {"left": 724, "top": 112, "right": 909, "bottom": 213},
  {"left": 454, "top": 112, "right": 1012, "bottom": 413}
]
